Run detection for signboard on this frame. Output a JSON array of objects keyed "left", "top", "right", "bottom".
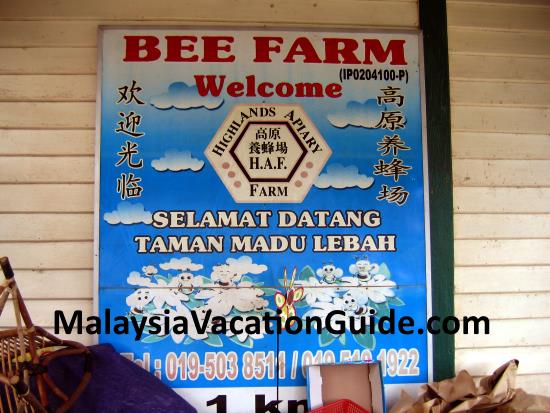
[{"left": 95, "top": 27, "right": 431, "bottom": 412}]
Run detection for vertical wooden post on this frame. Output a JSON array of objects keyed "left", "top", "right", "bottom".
[{"left": 419, "top": 0, "right": 455, "bottom": 381}]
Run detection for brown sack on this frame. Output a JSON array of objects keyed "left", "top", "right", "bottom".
[{"left": 390, "top": 360, "right": 550, "bottom": 413}]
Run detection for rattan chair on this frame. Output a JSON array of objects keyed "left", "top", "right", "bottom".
[{"left": 0, "top": 257, "right": 91, "bottom": 413}]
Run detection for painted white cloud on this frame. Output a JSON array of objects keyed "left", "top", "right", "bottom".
[
  {"left": 150, "top": 81, "right": 223, "bottom": 110},
  {"left": 151, "top": 150, "right": 204, "bottom": 172},
  {"left": 315, "top": 163, "right": 374, "bottom": 190},
  {"left": 226, "top": 256, "right": 267, "bottom": 275},
  {"left": 103, "top": 202, "right": 152, "bottom": 225},
  {"left": 160, "top": 257, "right": 203, "bottom": 272},
  {"left": 127, "top": 271, "right": 154, "bottom": 287},
  {"left": 327, "top": 99, "right": 384, "bottom": 129}
]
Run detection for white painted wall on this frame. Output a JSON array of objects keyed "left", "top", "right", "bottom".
[
  {"left": 448, "top": 0, "right": 550, "bottom": 395},
  {"left": 0, "top": 0, "right": 548, "bottom": 398}
]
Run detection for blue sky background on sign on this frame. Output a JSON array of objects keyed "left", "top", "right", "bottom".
[{"left": 98, "top": 29, "right": 429, "bottom": 391}]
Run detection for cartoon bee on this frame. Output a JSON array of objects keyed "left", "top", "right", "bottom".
[
  {"left": 316, "top": 262, "right": 343, "bottom": 284},
  {"left": 126, "top": 288, "right": 154, "bottom": 315},
  {"left": 141, "top": 265, "right": 158, "bottom": 276},
  {"left": 170, "top": 271, "right": 199, "bottom": 294},
  {"left": 211, "top": 263, "right": 240, "bottom": 287},
  {"left": 342, "top": 291, "right": 377, "bottom": 318},
  {"left": 349, "top": 256, "right": 379, "bottom": 282},
  {"left": 274, "top": 267, "right": 305, "bottom": 327}
]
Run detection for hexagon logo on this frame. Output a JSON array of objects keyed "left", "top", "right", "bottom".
[{"left": 205, "top": 104, "right": 331, "bottom": 203}]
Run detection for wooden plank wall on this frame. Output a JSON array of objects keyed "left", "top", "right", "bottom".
[
  {"left": 0, "top": 0, "right": 548, "bottom": 396},
  {"left": 448, "top": 0, "right": 550, "bottom": 395}
]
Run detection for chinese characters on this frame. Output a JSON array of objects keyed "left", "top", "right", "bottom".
[
  {"left": 373, "top": 87, "right": 411, "bottom": 206},
  {"left": 115, "top": 80, "right": 145, "bottom": 200},
  {"left": 249, "top": 127, "right": 287, "bottom": 155}
]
